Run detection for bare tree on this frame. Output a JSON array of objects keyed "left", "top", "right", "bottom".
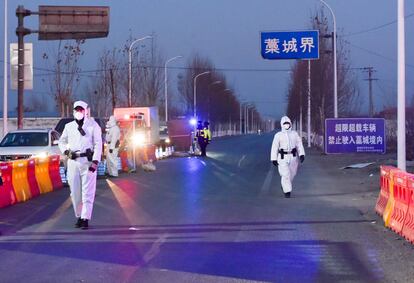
[
  {"left": 287, "top": 9, "right": 359, "bottom": 134},
  {"left": 83, "top": 35, "right": 167, "bottom": 117},
  {"left": 42, "top": 40, "right": 84, "bottom": 117},
  {"left": 25, "top": 93, "right": 48, "bottom": 113},
  {"left": 177, "top": 53, "right": 245, "bottom": 132},
  {"left": 85, "top": 48, "right": 125, "bottom": 117}
]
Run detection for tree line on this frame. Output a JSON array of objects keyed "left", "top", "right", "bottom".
[
  {"left": 286, "top": 9, "right": 359, "bottom": 135},
  {"left": 41, "top": 35, "right": 261, "bottom": 132}
]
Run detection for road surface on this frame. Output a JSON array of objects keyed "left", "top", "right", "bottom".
[{"left": 0, "top": 133, "right": 413, "bottom": 282}]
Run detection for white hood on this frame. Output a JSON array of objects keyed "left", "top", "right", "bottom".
[
  {"left": 280, "top": 116, "right": 292, "bottom": 132},
  {"left": 106, "top": 116, "right": 117, "bottom": 128}
]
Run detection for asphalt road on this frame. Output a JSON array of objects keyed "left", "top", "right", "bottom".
[{"left": 0, "top": 132, "right": 413, "bottom": 283}]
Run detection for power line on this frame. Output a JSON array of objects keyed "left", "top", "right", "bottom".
[
  {"left": 345, "top": 40, "right": 414, "bottom": 69},
  {"left": 0, "top": 58, "right": 293, "bottom": 74},
  {"left": 343, "top": 12, "right": 414, "bottom": 37}
]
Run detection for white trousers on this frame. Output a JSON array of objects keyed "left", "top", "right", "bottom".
[
  {"left": 278, "top": 157, "right": 299, "bottom": 193},
  {"left": 67, "top": 159, "right": 97, "bottom": 220},
  {"left": 106, "top": 148, "right": 119, "bottom": 177}
]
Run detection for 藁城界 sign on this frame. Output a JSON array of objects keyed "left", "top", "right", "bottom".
[{"left": 261, "top": 30, "right": 319, "bottom": 60}]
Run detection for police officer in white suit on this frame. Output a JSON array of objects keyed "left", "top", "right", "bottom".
[
  {"left": 270, "top": 116, "right": 305, "bottom": 198},
  {"left": 105, "top": 115, "right": 121, "bottom": 177},
  {"left": 58, "top": 100, "right": 102, "bottom": 229}
]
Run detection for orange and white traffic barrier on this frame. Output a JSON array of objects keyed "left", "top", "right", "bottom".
[
  {"left": 27, "top": 158, "right": 41, "bottom": 198},
  {"left": 35, "top": 156, "right": 53, "bottom": 194},
  {"left": 389, "top": 171, "right": 412, "bottom": 235},
  {"left": 0, "top": 162, "right": 17, "bottom": 208},
  {"left": 12, "top": 159, "right": 32, "bottom": 202},
  {"left": 375, "top": 166, "right": 397, "bottom": 216},
  {"left": 0, "top": 155, "right": 63, "bottom": 209},
  {"left": 383, "top": 168, "right": 401, "bottom": 227},
  {"left": 48, "top": 155, "right": 63, "bottom": 191},
  {"left": 402, "top": 177, "right": 414, "bottom": 243}
]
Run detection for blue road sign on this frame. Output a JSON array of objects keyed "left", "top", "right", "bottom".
[
  {"left": 261, "top": 30, "right": 319, "bottom": 60},
  {"left": 325, "top": 118, "right": 386, "bottom": 154}
]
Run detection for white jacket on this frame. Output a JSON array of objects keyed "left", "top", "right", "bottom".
[
  {"left": 106, "top": 116, "right": 121, "bottom": 150},
  {"left": 59, "top": 118, "right": 102, "bottom": 162},
  {"left": 270, "top": 116, "right": 305, "bottom": 162}
]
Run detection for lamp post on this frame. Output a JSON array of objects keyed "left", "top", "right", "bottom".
[
  {"left": 222, "top": 89, "right": 232, "bottom": 134},
  {"left": 397, "top": 0, "right": 406, "bottom": 170},
  {"left": 239, "top": 101, "right": 245, "bottom": 135},
  {"left": 3, "top": 0, "right": 7, "bottom": 135},
  {"left": 164, "top": 55, "right": 182, "bottom": 123},
  {"left": 128, "top": 35, "right": 152, "bottom": 107},
  {"left": 193, "top": 71, "right": 210, "bottom": 119},
  {"left": 241, "top": 102, "right": 248, "bottom": 134},
  {"left": 320, "top": 0, "right": 338, "bottom": 118},
  {"left": 208, "top": 80, "right": 222, "bottom": 121},
  {"left": 245, "top": 104, "right": 254, "bottom": 134}
]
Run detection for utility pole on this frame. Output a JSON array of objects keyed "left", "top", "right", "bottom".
[
  {"left": 3, "top": 0, "right": 8, "bottom": 135},
  {"left": 109, "top": 68, "right": 116, "bottom": 110},
  {"left": 16, "top": 6, "right": 31, "bottom": 129},
  {"left": 363, "top": 67, "right": 377, "bottom": 117},
  {"left": 397, "top": 0, "right": 406, "bottom": 170},
  {"left": 307, "top": 60, "right": 311, "bottom": 148}
]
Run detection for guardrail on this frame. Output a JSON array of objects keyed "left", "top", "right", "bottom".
[
  {"left": 0, "top": 155, "right": 63, "bottom": 209},
  {"left": 375, "top": 165, "right": 414, "bottom": 244}
]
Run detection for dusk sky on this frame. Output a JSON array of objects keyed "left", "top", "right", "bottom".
[{"left": 1, "top": 0, "right": 414, "bottom": 119}]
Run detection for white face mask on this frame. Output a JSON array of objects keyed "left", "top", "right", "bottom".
[
  {"left": 283, "top": 123, "right": 291, "bottom": 130},
  {"left": 73, "top": 111, "right": 85, "bottom": 121}
]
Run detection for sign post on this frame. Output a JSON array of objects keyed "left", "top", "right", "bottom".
[
  {"left": 14, "top": 5, "right": 109, "bottom": 129},
  {"left": 261, "top": 30, "right": 319, "bottom": 146}
]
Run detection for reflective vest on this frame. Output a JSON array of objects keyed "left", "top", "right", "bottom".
[{"left": 202, "top": 127, "right": 211, "bottom": 142}]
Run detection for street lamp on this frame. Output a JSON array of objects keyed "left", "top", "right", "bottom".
[
  {"left": 245, "top": 104, "right": 254, "bottom": 134},
  {"left": 397, "top": 0, "right": 406, "bottom": 170},
  {"left": 222, "top": 89, "right": 232, "bottom": 133},
  {"left": 193, "top": 71, "right": 210, "bottom": 119},
  {"left": 320, "top": 0, "right": 338, "bottom": 118},
  {"left": 238, "top": 99, "right": 245, "bottom": 135},
  {"left": 164, "top": 55, "right": 182, "bottom": 123},
  {"left": 3, "top": 0, "right": 8, "bottom": 135},
  {"left": 128, "top": 35, "right": 152, "bottom": 107},
  {"left": 208, "top": 80, "right": 222, "bottom": 121}
]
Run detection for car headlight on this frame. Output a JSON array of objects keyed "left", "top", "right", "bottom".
[
  {"left": 34, "top": 152, "right": 48, "bottom": 159},
  {"left": 132, "top": 133, "right": 146, "bottom": 147}
]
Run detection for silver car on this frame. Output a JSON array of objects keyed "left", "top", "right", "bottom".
[{"left": 0, "top": 129, "right": 63, "bottom": 161}]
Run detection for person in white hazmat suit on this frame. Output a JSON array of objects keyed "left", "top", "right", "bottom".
[
  {"left": 105, "top": 116, "right": 121, "bottom": 177},
  {"left": 270, "top": 116, "right": 305, "bottom": 198},
  {"left": 58, "top": 101, "right": 102, "bottom": 229}
]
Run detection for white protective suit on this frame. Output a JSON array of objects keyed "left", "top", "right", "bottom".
[
  {"left": 270, "top": 116, "right": 305, "bottom": 194},
  {"left": 58, "top": 103, "right": 102, "bottom": 220},
  {"left": 106, "top": 116, "right": 121, "bottom": 177}
]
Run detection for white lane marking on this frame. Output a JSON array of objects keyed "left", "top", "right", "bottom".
[
  {"left": 238, "top": 155, "right": 246, "bottom": 168},
  {"left": 210, "top": 161, "right": 227, "bottom": 173},
  {"left": 260, "top": 166, "right": 274, "bottom": 196},
  {"left": 143, "top": 234, "right": 167, "bottom": 263}
]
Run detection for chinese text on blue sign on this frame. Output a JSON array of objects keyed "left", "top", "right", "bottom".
[
  {"left": 325, "top": 118, "right": 386, "bottom": 154},
  {"left": 261, "top": 30, "right": 319, "bottom": 60}
]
